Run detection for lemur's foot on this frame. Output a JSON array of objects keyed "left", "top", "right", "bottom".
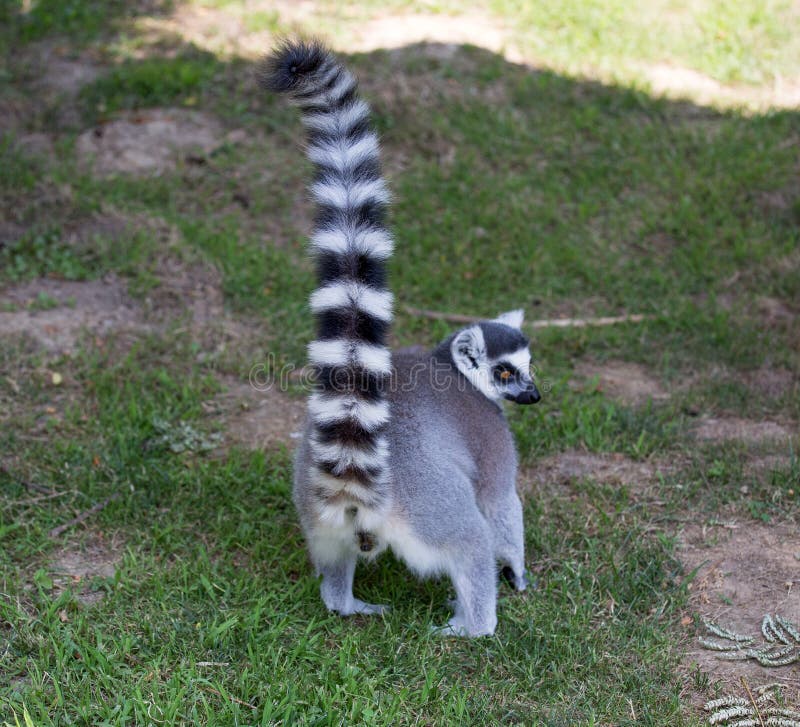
[
  {"left": 501, "top": 565, "right": 531, "bottom": 592},
  {"left": 331, "top": 599, "right": 390, "bottom": 616}
]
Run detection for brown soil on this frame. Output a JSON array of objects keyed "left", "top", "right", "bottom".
[
  {"left": 745, "top": 365, "right": 796, "bottom": 399},
  {"left": 678, "top": 521, "right": 800, "bottom": 699},
  {"left": 694, "top": 417, "right": 795, "bottom": 444},
  {"left": 214, "top": 376, "right": 306, "bottom": 451},
  {"left": 572, "top": 360, "right": 668, "bottom": 406},
  {"left": 50, "top": 535, "right": 122, "bottom": 606},
  {"left": 143, "top": 256, "right": 272, "bottom": 367},
  {"left": 351, "top": 12, "right": 519, "bottom": 61},
  {"left": 0, "top": 275, "right": 149, "bottom": 354},
  {"left": 745, "top": 454, "right": 795, "bottom": 478},
  {"left": 705, "top": 292, "right": 797, "bottom": 330},
  {"left": 13, "top": 132, "right": 55, "bottom": 159},
  {"left": 136, "top": 3, "right": 277, "bottom": 59},
  {"left": 145, "top": 256, "right": 225, "bottom": 328},
  {"left": 76, "top": 109, "right": 224, "bottom": 176},
  {"left": 756, "top": 295, "right": 797, "bottom": 326},
  {"left": 524, "top": 449, "right": 671, "bottom": 492},
  {"left": 0, "top": 215, "right": 261, "bottom": 357},
  {"left": 18, "top": 41, "right": 101, "bottom": 99},
  {"left": 644, "top": 62, "right": 800, "bottom": 110},
  {"left": 38, "top": 53, "right": 101, "bottom": 97}
]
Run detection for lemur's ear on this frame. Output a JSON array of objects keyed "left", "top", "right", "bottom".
[
  {"left": 495, "top": 309, "right": 525, "bottom": 329},
  {"left": 451, "top": 326, "right": 486, "bottom": 372}
]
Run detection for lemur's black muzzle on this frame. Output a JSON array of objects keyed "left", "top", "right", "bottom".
[{"left": 502, "top": 377, "right": 541, "bottom": 405}]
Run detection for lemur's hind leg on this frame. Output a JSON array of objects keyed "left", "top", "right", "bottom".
[
  {"left": 313, "top": 540, "right": 388, "bottom": 616},
  {"left": 491, "top": 490, "right": 527, "bottom": 592},
  {"left": 437, "top": 517, "right": 498, "bottom": 637}
]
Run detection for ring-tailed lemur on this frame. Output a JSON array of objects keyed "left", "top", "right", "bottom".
[{"left": 263, "top": 40, "right": 541, "bottom": 637}]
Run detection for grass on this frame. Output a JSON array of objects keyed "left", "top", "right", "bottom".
[
  {"left": 80, "top": 49, "right": 220, "bottom": 117},
  {"left": 308, "top": 0, "right": 800, "bottom": 87},
  {"left": 1, "top": 382, "right": 686, "bottom": 724},
  {"left": 1, "top": 346, "right": 687, "bottom": 724},
  {"left": 488, "top": 0, "right": 800, "bottom": 86},
  {"left": 0, "top": 1, "right": 798, "bottom": 724}
]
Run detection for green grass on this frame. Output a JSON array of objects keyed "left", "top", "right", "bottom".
[
  {"left": 487, "top": 0, "right": 800, "bottom": 86},
  {"left": 0, "top": 345, "right": 688, "bottom": 725},
  {"left": 80, "top": 49, "right": 221, "bottom": 117},
  {"left": 8, "top": 0, "right": 166, "bottom": 42},
  {"left": 1, "top": 1, "right": 798, "bottom": 724},
  {"left": 311, "top": 0, "right": 800, "bottom": 87}
]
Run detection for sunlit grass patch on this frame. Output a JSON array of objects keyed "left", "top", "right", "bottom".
[{"left": 80, "top": 49, "right": 221, "bottom": 116}]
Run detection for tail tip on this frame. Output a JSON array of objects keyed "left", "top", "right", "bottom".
[{"left": 259, "top": 39, "right": 330, "bottom": 93}]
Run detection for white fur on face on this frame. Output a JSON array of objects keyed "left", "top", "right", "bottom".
[
  {"left": 504, "top": 347, "right": 532, "bottom": 375},
  {"left": 451, "top": 327, "right": 534, "bottom": 401}
]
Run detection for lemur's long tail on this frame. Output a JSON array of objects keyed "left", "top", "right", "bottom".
[{"left": 263, "top": 41, "right": 393, "bottom": 509}]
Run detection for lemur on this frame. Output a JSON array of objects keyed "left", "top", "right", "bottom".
[{"left": 263, "top": 40, "right": 541, "bottom": 637}]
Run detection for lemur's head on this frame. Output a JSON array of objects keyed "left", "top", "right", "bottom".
[{"left": 450, "top": 309, "right": 541, "bottom": 405}]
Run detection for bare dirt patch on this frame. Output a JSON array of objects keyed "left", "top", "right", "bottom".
[
  {"left": 522, "top": 449, "right": 674, "bottom": 502},
  {"left": 572, "top": 360, "right": 668, "bottom": 406},
  {"left": 146, "top": 257, "right": 225, "bottom": 329},
  {"left": 644, "top": 63, "right": 800, "bottom": 111},
  {"left": 679, "top": 521, "right": 800, "bottom": 696},
  {"left": 144, "top": 256, "right": 273, "bottom": 368},
  {"left": 76, "top": 109, "right": 223, "bottom": 176},
  {"left": 744, "top": 365, "right": 796, "bottom": 400},
  {"left": 712, "top": 292, "right": 798, "bottom": 330},
  {"left": 527, "top": 450, "right": 670, "bottom": 486},
  {"left": 136, "top": 3, "right": 275, "bottom": 58},
  {"left": 139, "top": 4, "right": 518, "bottom": 62},
  {"left": 694, "top": 417, "right": 795, "bottom": 444},
  {"left": 745, "top": 454, "right": 795, "bottom": 479},
  {"left": 0, "top": 275, "right": 148, "bottom": 354},
  {"left": 9, "top": 43, "right": 103, "bottom": 130},
  {"left": 13, "top": 131, "right": 55, "bottom": 159},
  {"left": 38, "top": 54, "right": 101, "bottom": 97},
  {"left": 50, "top": 535, "right": 122, "bottom": 606},
  {"left": 756, "top": 295, "right": 797, "bottom": 326},
  {"left": 351, "top": 12, "right": 519, "bottom": 61},
  {"left": 214, "top": 376, "right": 306, "bottom": 451}
]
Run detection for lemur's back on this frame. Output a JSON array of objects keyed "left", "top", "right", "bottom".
[
  {"left": 293, "top": 350, "right": 517, "bottom": 527},
  {"left": 385, "top": 351, "right": 517, "bottom": 519}
]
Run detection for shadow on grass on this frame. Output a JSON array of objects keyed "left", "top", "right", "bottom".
[{"left": 4, "top": 0, "right": 174, "bottom": 43}]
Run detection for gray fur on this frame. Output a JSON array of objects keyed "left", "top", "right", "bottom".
[{"left": 294, "top": 324, "right": 532, "bottom": 637}]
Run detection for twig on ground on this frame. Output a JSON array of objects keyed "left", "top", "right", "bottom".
[
  {"left": 15, "top": 490, "right": 74, "bottom": 506},
  {"left": 403, "top": 306, "right": 650, "bottom": 329},
  {"left": 201, "top": 685, "right": 256, "bottom": 709},
  {"left": 741, "top": 677, "right": 766, "bottom": 727},
  {"left": 0, "top": 464, "right": 55, "bottom": 495},
  {"left": 48, "top": 494, "right": 120, "bottom": 538},
  {"left": 705, "top": 683, "right": 800, "bottom": 726}
]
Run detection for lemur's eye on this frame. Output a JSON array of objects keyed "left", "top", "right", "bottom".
[{"left": 493, "top": 364, "right": 516, "bottom": 384}]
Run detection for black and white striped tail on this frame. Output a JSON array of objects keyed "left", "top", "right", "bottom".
[{"left": 262, "top": 41, "right": 393, "bottom": 510}]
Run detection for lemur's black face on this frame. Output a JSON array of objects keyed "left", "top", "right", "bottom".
[{"left": 492, "top": 360, "right": 541, "bottom": 405}]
